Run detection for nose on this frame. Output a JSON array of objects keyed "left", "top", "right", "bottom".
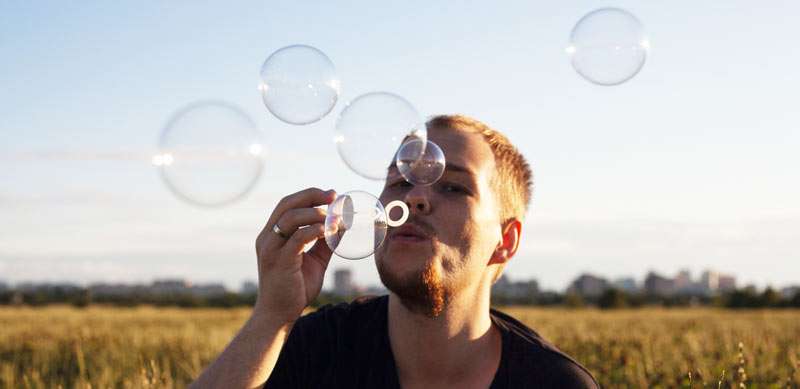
[{"left": 404, "top": 186, "right": 431, "bottom": 215}]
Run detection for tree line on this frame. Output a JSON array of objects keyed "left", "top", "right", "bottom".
[{"left": 1, "top": 287, "right": 799, "bottom": 309}]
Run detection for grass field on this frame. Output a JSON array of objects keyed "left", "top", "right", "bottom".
[{"left": 1, "top": 305, "right": 798, "bottom": 388}]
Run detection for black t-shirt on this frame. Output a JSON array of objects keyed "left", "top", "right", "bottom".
[{"left": 265, "top": 295, "right": 599, "bottom": 388}]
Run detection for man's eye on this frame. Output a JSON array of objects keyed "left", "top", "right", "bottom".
[
  {"left": 389, "top": 180, "right": 412, "bottom": 189},
  {"left": 440, "top": 183, "right": 466, "bottom": 194}
]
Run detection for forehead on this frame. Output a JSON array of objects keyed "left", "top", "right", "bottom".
[{"left": 427, "top": 126, "right": 495, "bottom": 178}]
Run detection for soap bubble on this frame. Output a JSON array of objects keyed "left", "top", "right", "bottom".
[
  {"left": 259, "top": 44, "right": 341, "bottom": 125},
  {"left": 396, "top": 139, "right": 445, "bottom": 186},
  {"left": 567, "top": 8, "right": 649, "bottom": 86},
  {"left": 335, "top": 92, "right": 426, "bottom": 181},
  {"left": 155, "top": 101, "right": 265, "bottom": 207},
  {"left": 325, "top": 191, "right": 388, "bottom": 260},
  {"left": 324, "top": 191, "right": 410, "bottom": 260}
]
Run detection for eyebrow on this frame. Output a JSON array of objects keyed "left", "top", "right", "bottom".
[
  {"left": 387, "top": 162, "right": 475, "bottom": 178},
  {"left": 444, "top": 163, "right": 473, "bottom": 176}
]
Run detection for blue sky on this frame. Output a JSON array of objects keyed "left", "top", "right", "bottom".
[{"left": 1, "top": 0, "right": 798, "bottom": 291}]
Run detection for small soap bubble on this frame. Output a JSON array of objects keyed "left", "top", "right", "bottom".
[
  {"left": 567, "top": 8, "right": 649, "bottom": 86},
  {"left": 396, "top": 139, "right": 445, "bottom": 186},
  {"left": 335, "top": 92, "right": 426, "bottom": 181},
  {"left": 157, "top": 101, "right": 265, "bottom": 207},
  {"left": 259, "top": 44, "right": 340, "bottom": 125}
]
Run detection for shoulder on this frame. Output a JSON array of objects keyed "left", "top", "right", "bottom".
[
  {"left": 536, "top": 357, "right": 599, "bottom": 388},
  {"left": 266, "top": 295, "right": 393, "bottom": 388},
  {"left": 300, "top": 294, "right": 387, "bottom": 320},
  {"left": 268, "top": 296, "right": 387, "bottom": 378},
  {"left": 491, "top": 308, "right": 599, "bottom": 389},
  {"left": 294, "top": 294, "right": 387, "bottom": 333}
]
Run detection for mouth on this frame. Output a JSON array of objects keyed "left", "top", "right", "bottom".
[{"left": 389, "top": 223, "right": 431, "bottom": 244}]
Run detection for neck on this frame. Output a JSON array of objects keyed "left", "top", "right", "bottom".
[{"left": 387, "top": 277, "right": 501, "bottom": 387}]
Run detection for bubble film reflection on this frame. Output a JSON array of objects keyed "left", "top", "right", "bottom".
[
  {"left": 567, "top": 8, "right": 649, "bottom": 86},
  {"left": 260, "top": 44, "right": 340, "bottom": 125},
  {"left": 335, "top": 92, "right": 426, "bottom": 180},
  {"left": 396, "top": 139, "right": 445, "bottom": 186},
  {"left": 157, "top": 101, "right": 265, "bottom": 207},
  {"left": 325, "top": 191, "right": 388, "bottom": 260}
]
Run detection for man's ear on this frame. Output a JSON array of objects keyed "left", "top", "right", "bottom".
[{"left": 489, "top": 219, "right": 521, "bottom": 266}]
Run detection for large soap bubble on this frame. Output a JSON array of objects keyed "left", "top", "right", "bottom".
[
  {"left": 396, "top": 139, "right": 445, "bottom": 186},
  {"left": 325, "top": 191, "right": 408, "bottom": 260},
  {"left": 259, "top": 44, "right": 341, "bottom": 125},
  {"left": 335, "top": 92, "right": 426, "bottom": 181},
  {"left": 567, "top": 8, "right": 650, "bottom": 86},
  {"left": 154, "top": 101, "right": 265, "bottom": 207}
]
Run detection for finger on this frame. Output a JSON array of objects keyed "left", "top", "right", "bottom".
[
  {"left": 274, "top": 207, "right": 327, "bottom": 236},
  {"left": 301, "top": 239, "right": 334, "bottom": 288},
  {"left": 284, "top": 223, "right": 326, "bottom": 256},
  {"left": 265, "top": 188, "right": 336, "bottom": 231},
  {"left": 257, "top": 188, "right": 335, "bottom": 250},
  {"left": 306, "top": 236, "right": 334, "bottom": 263}
]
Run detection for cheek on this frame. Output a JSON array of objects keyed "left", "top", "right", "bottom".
[
  {"left": 434, "top": 204, "right": 484, "bottom": 263},
  {"left": 378, "top": 190, "right": 391, "bottom": 205},
  {"left": 442, "top": 199, "right": 492, "bottom": 239},
  {"left": 458, "top": 204, "right": 501, "bottom": 256},
  {"left": 431, "top": 200, "right": 472, "bottom": 243},
  {"left": 430, "top": 194, "right": 497, "bottom": 252}
]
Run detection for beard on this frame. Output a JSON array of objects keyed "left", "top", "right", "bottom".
[{"left": 377, "top": 254, "right": 447, "bottom": 318}]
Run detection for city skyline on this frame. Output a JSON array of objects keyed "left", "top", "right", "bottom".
[{"left": 3, "top": 265, "right": 798, "bottom": 296}]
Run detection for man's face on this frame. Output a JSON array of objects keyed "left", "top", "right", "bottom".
[{"left": 375, "top": 127, "right": 503, "bottom": 316}]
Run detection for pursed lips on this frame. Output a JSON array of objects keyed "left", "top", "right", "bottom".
[{"left": 389, "top": 223, "right": 431, "bottom": 243}]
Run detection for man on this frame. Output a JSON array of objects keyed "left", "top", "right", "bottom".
[{"left": 191, "top": 115, "right": 599, "bottom": 388}]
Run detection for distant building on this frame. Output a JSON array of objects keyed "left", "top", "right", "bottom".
[
  {"left": 190, "top": 283, "right": 226, "bottom": 297},
  {"left": 674, "top": 269, "right": 692, "bottom": 292},
  {"left": 493, "top": 275, "right": 539, "bottom": 300},
  {"left": 671, "top": 269, "right": 708, "bottom": 295},
  {"left": 567, "top": 274, "right": 609, "bottom": 298},
  {"left": 241, "top": 281, "right": 258, "bottom": 295},
  {"left": 717, "top": 274, "right": 736, "bottom": 292},
  {"left": 14, "top": 282, "right": 35, "bottom": 292},
  {"left": 612, "top": 277, "right": 638, "bottom": 293},
  {"left": 700, "top": 271, "right": 719, "bottom": 292},
  {"left": 89, "top": 283, "right": 146, "bottom": 297},
  {"left": 644, "top": 272, "right": 675, "bottom": 296},
  {"left": 15, "top": 282, "right": 81, "bottom": 294},
  {"left": 781, "top": 286, "right": 800, "bottom": 299},
  {"left": 333, "top": 269, "right": 355, "bottom": 296},
  {"left": 151, "top": 279, "right": 192, "bottom": 295},
  {"left": 92, "top": 280, "right": 225, "bottom": 297},
  {"left": 700, "top": 270, "right": 736, "bottom": 295}
]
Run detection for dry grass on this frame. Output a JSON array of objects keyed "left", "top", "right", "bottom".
[
  {"left": 0, "top": 305, "right": 249, "bottom": 388},
  {"left": 1, "top": 305, "right": 798, "bottom": 388},
  {"left": 501, "top": 307, "right": 800, "bottom": 388}
]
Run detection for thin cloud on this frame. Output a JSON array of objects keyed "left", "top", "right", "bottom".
[{"left": 0, "top": 149, "right": 154, "bottom": 162}]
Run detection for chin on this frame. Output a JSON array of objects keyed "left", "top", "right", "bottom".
[{"left": 376, "top": 254, "right": 447, "bottom": 318}]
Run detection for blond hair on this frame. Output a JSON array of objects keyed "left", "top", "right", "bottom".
[{"left": 426, "top": 115, "right": 533, "bottom": 223}]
